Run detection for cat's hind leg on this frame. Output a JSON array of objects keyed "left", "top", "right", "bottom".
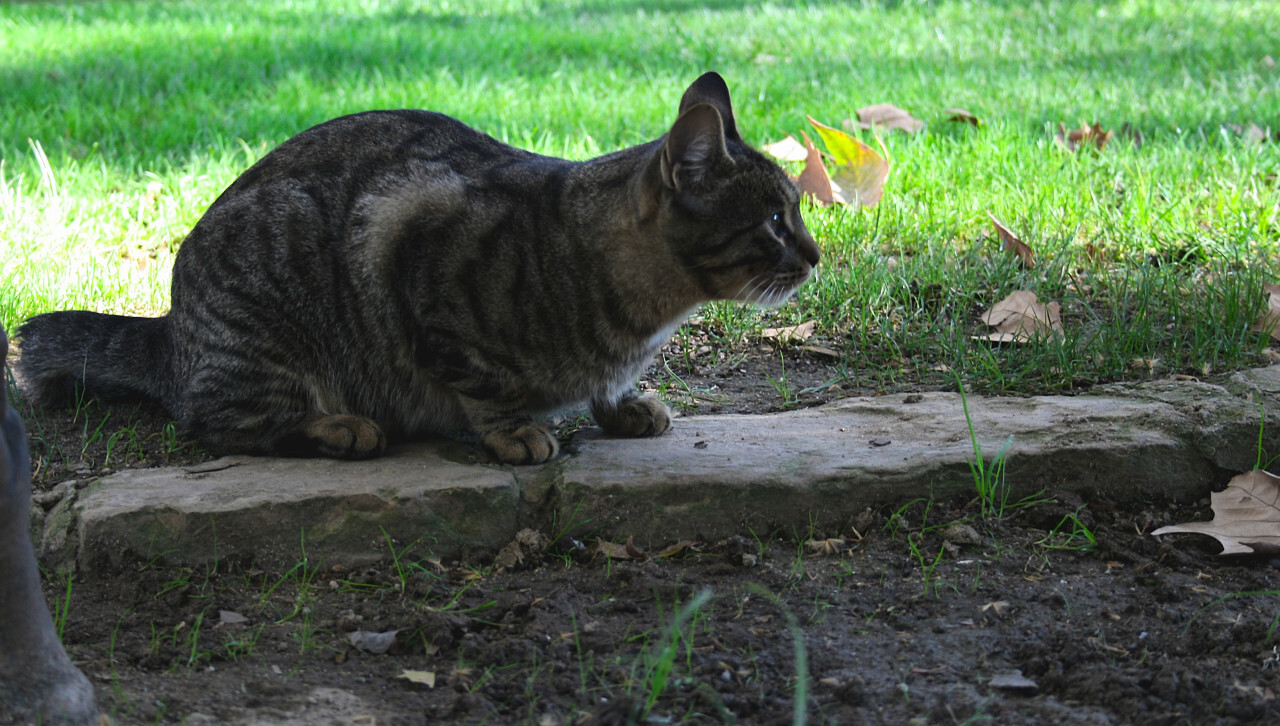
[
  {"left": 192, "top": 409, "right": 387, "bottom": 460},
  {"left": 178, "top": 368, "right": 387, "bottom": 460},
  {"left": 284, "top": 414, "right": 387, "bottom": 459},
  {"left": 592, "top": 393, "right": 672, "bottom": 438}
]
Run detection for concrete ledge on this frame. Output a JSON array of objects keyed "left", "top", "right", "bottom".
[
  {"left": 65, "top": 447, "right": 520, "bottom": 571},
  {"left": 44, "top": 366, "right": 1280, "bottom": 571}
]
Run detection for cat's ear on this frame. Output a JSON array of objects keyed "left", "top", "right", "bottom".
[
  {"left": 661, "top": 104, "right": 731, "bottom": 191},
  {"left": 678, "top": 72, "right": 743, "bottom": 145}
]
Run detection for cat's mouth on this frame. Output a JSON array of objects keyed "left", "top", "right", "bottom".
[{"left": 732, "top": 265, "right": 814, "bottom": 308}]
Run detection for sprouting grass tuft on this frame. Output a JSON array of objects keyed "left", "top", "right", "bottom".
[
  {"left": 744, "top": 585, "right": 810, "bottom": 726},
  {"left": 48, "top": 566, "right": 75, "bottom": 642},
  {"left": 1035, "top": 507, "right": 1100, "bottom": 553},
  {"left": 956, "top": 375, "right": 1052, "bottom": 519},
  {"left": 638, "top": 588, "right": 716, "bottom": 718}
]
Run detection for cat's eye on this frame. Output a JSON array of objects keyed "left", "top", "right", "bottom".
[{"left": 769, "top": 212, "right": 791, "bottom": 241}]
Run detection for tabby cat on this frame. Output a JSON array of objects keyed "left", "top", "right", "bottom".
[{"left": 18, "top": 72, "right": 819, "bottom": 465}]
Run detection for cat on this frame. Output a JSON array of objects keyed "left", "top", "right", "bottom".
[{"left": 17, "top": 72, "right": 819, "bottom": 465}]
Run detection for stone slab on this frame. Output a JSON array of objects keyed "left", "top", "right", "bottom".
[
  {"left": 62, "top": 444, "right": 519, "bottom": 571},
  {"left": 43, "top": 368, "right": 1280, "bottom": 571},
  {"left": 545, "top": 374, "right": 1278, "bottom": 547}
]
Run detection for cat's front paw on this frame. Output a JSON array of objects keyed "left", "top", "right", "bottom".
[
  {"left": 300, "top": 414, "right": 387, "bottom": 459},
  {"left": 594, "top": 396, "right": 671, "bottom": 438},
  {"left": 482, "top": 424, "right": 559, "bottom": 465}
]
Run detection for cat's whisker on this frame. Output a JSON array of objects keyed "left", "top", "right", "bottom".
[
  {"left": 759, "top": 282, "right": 786, "bottom": 307},
  {"left": 756, "top": 275, "right": 806, "bottom": 308},
  {"left": 736, "top": 274, "right": 770, "bottom": 303}
]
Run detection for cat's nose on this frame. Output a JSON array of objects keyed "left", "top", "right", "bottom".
[{"left": 799, "top": 233, "right": 820, "bottom": 267}]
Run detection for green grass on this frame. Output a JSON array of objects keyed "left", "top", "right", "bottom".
[{"left": 2, "top": 0, "right": 1278, "bottom": 395}]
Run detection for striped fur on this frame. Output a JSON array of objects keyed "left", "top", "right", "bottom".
[{"left": 17, "top": 72, "right": 819, "bottom": 464}]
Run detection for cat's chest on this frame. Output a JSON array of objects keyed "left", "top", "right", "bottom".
[{"left": 531, "top": 313, "right": 689, "bottom": 407}]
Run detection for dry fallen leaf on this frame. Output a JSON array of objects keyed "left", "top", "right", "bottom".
[
  {"left": 990, "top": 669, "right": 1038, "bottom": 692},
  {"left": 976, "top": 291, "right": 1063, "bottom": 343},
  {"left": 805, "top": 538, "right": 846, "bottom": 556},
  {"left": 1082, "top": 242, "right": 1111, "bottom": 264},
  {"left": 944, "top": 108, "right": 982, "bottom": 127},
  {"left": 397, "top": 669, "right": 437, "bottom": 688},
  {"left": 1087, "top": 637, "right": 1129, "bottom": 656},
  {"left": 762, "top": 135, "right": 809, "bottom": 162},
  {"left": 594, "top": 535, "right": 646, "bottom": 561},
  {"left": 1055, "top": 122, "right": 1114, "bottom": 152},
  {"left": 807, "top": 116, "right": 890, "bottom": 208},
  {"left": 1226, "top": 123, "right": 1273, "bottom": 146},
  {"left": 761, "top": 321, "right": 815, "bottom": 346},
  {"left": 988, "top": 213, "right": 1035, "bottom": 268},
  {"left": 1117, "top": 122, "right": 1144, "bottom": 149},
  {"left": 1250, "top": 283, "right": 1280, "bottom": 343},
  {"left": 1129, "top": 357, "right": 1160, "bottom": 373},
  {"left": 795, "top": 131, "right": 838, "bottom": 206},
  {"left": 982, "top": 600, "right": 1011, "bottom": 617},
  {"left": 347, "top": 630, "right": 399, "bottom": 654},
  {"left": 802, "top": 344, "right": 841, "bottom": 359},
  {"left": 847, "top": 103, "right": 924, "bottom": 134},
  {"left": 657, "top": 540, "right": 701, "bottom": 558},
  {"left": 1152, "top": 470, "right": 1280, "bottom": 555}
]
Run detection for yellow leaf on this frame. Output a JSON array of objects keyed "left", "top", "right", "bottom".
[
  {"left": 806, "top": 116, "right": 890, "bottom": 208},
  {"left": 807, "top": 115, "right": 862, "bottom": 166}
]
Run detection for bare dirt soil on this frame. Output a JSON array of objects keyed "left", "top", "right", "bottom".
[{"left": 12, "top": 344, "right": 1280, "bottom": 725}]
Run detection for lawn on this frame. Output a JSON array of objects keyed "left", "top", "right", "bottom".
[
  {"left": 2, "top": 0, "right": 1278, "bottom": 394},
  {"left": 5, "top": 4, "right": 1280, "bottom": 724}
]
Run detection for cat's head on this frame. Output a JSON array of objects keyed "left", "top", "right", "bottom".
[{"left": 653, "top": 72, "right": 820, "bottom": 308}]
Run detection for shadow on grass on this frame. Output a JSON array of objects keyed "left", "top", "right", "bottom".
[{"left": 3, "top": 0, "right": 1275, "bottom": 172}]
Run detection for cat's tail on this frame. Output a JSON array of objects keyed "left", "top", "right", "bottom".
[{"left": 15, "top": 311, "right": 173, "bottom": 408}]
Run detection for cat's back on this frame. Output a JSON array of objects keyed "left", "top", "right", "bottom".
[
  {"left": 223, "top": 109, "right": 537, "bottom": 194},
  {"left": 177, "top": 107, "right": 555, "bottom": 275}
]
